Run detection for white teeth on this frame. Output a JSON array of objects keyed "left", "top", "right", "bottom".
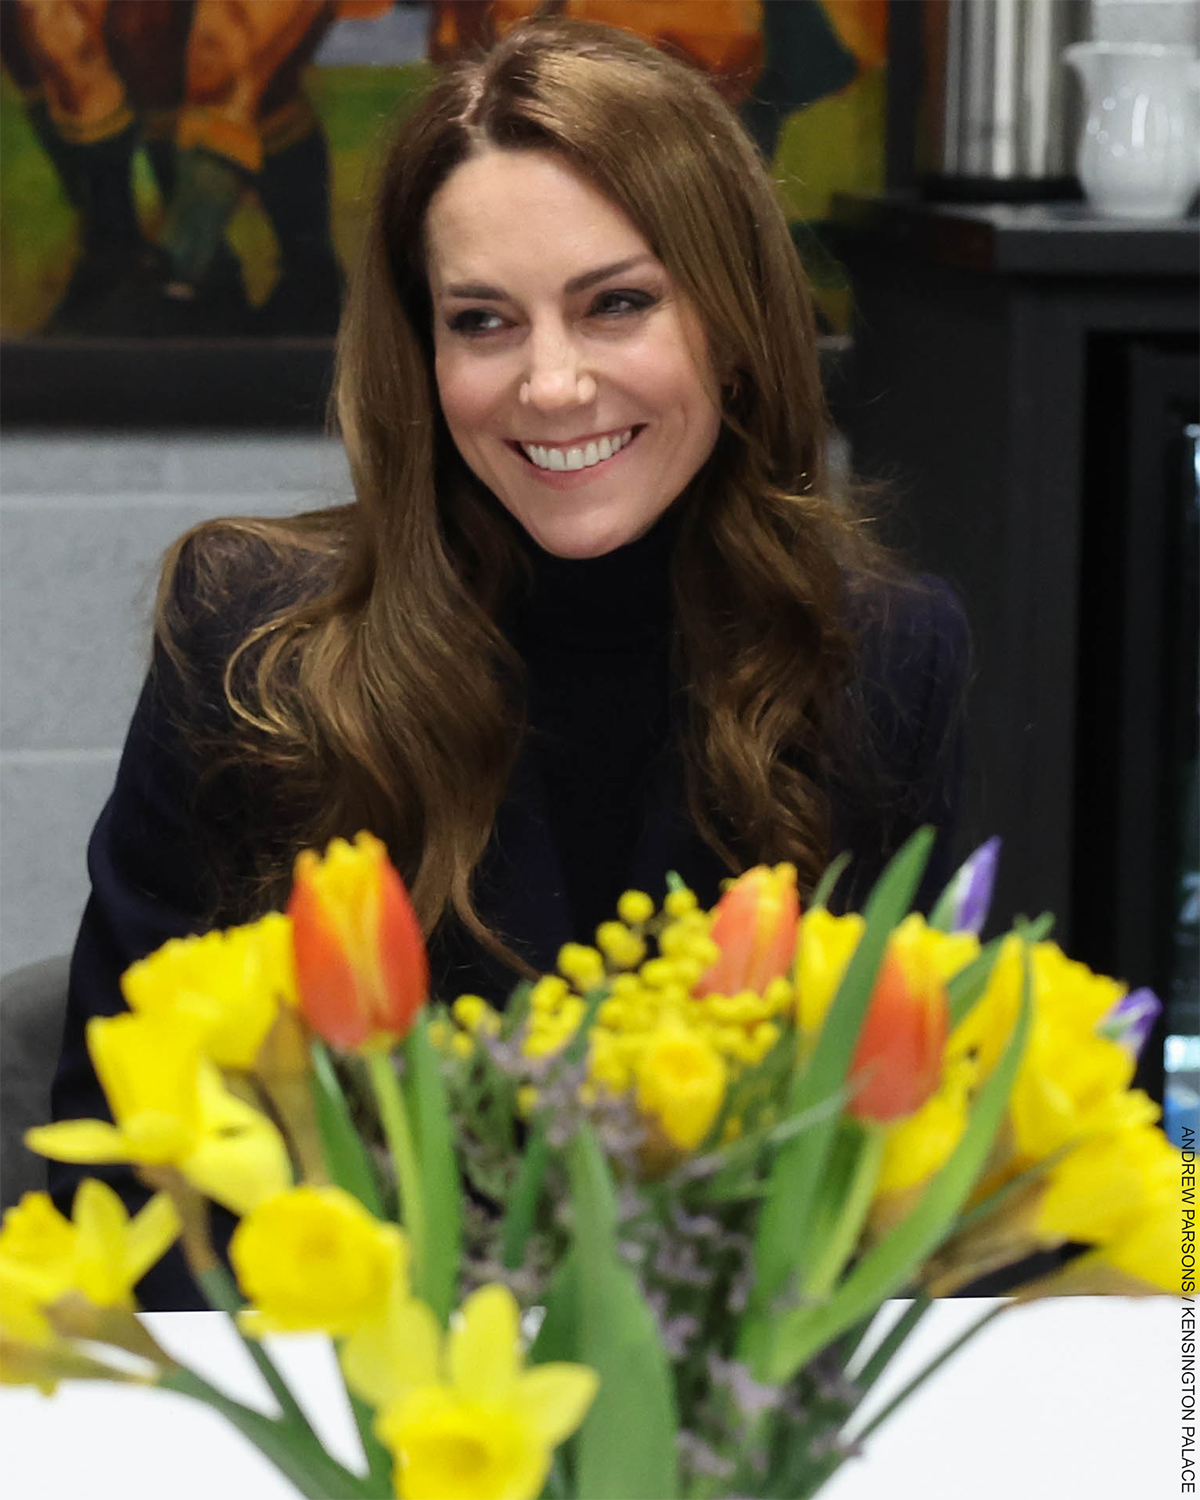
[{"left": 520, "top": 428, "right": 635, "bottom": 471}]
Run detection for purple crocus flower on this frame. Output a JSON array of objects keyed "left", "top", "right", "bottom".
[
  {"left": 1099, "top": 987, "right": 1162, "bottom": 1058},
  {"left": 943, "top": 836, "right": 1001, "bottom": 935}
]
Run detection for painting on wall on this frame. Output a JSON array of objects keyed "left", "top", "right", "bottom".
[{"left": 0, "top": 0, "right": 887, "bottom": 419}]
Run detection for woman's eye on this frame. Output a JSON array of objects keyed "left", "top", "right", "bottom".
[
  {"left": 447, "top": 308, "right": 506, "bottom": 336},
  {"left": 590, "top": 288, "right": 656, "bottom": 318}
]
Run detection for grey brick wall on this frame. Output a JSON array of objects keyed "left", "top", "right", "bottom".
[{"left": 0, "top": 433, "right": 352, "bottom": 974}]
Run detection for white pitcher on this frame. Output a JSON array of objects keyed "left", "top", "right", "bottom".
[{"left": 1062, "top": 40, "right": 1200, "bottom": 217}]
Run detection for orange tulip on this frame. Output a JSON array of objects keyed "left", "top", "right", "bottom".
[
  {"left": 287, "top": 832, "right": 427, "bottom": 1051},
  {"left": 848, "top": 938, "right": 948, "bottom": 1123},
  {"left": 696, "top": 864, "right": 800, "bottom": 997}
]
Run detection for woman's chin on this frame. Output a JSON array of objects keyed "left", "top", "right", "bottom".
[{"left": 520, "top": 517, "right": 643, "bottom": 561}]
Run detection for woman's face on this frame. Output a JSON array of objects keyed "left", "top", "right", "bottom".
[{"left": 424, "top": 148, "right": 723, "bottom": 559}]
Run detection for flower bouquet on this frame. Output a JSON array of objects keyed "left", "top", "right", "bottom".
[{"left": 5, "top": 827, "right": 1178, "bottom": 1499}]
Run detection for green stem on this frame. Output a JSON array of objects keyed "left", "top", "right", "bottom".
[
  {"left": 349, "top": 1389, "right": 393, "bottom": 1493},
  {"left": 802, "top": 1121, "right": 886, "bottom": 1301},
  {"left": 310, "top": 1039, "right": 385, "bottom": 1217},
  {"left": 854, "top": 1300, "right": 1009, "bottom": 1446},
  {"left": 159, "top": 1364, "right": 373, "bottom": 1499},
  {"left": 851, "top": 1291, "right": 932, "bottom": 1399},
  {"left": 365, "top": 1048, "right": 426, "bottom": 1287},
  {"left": 198, "top": 1265, "right": 320, "bottom": 1441}
]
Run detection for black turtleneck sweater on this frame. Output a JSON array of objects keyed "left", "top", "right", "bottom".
[{"left": 511, "top": 510, "right": 678, "bottom": 941}]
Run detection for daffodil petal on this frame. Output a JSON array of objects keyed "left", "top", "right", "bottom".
[
  {"left": 449, "top": 1284, "right": 521, "bottom": 1403},
  {"left": 516, "top": 1363, "right": 599, "bottom": 1447},
  {"left": 123, "top": 1193, "right": 182, "bottom": 1284},
  {"left": 24, "top": 1120, "right": 133, "bottom": 1164},
  {"left": 342, "top": 1294, "right": 442, "bottom": 1409},
  {"left": 183, "top": 1071, "right": 291, "bottom": 1214}
]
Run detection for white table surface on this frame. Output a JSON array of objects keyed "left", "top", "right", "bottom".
[{"left": 0, "top": 1296, "right": 1182, "bottom": 1498}]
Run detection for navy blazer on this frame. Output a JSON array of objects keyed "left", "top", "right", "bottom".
[{"left": 50, "top": 557, "right": 969, "bottom": 1308}]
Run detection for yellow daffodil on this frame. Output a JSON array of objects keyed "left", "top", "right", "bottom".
[
  {"left": 1002, "top": 946, "right": 1139, "bottom": 1164},
  {"left": 230, "top": 1185, "right": 409, "bottom": 1337},
  {"left": 874, "top": 1054, "right": 978, "bottom": 1202},
  {"left": 794, "top": 908, "right": 865, "bottom": 1035},
  {"left": 0, "top": 1182, "right": 180, "bottom": 1391},
  {"left": 26, "top": 1012, "right": 291, "bottom": 1216},
  {"left": 1033, "top": 1124, "right": 1179, "bottom": 1292},
  {"left": 120, "top": 913, "right": 297, "bottom": 1071},
  {"left": 949, "top": 940, "right": 1143, "bottom": 1168},
  {"left": 635, "top": 1024, "right": 727, "bottom": 1152},
  {"left": 0, "top": 1181, "right": 179, "bottom": 1312},
  {"left": 950, "top": 939, "right": 1125, "bottom": 1088},
  {"left": 0, "top": 1257, "right": 77, "bottom": 1389},
  {"left": 374, "top": 1284, "right": 597, "bottom": 1500}
]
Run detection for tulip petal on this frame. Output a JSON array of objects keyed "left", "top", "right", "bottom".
[
  {"left": 289, "top": 833, "right": 428, "bottom": 1052},
  {"left": 290, "top": 875, "right": 368, "bottom": 1049}
]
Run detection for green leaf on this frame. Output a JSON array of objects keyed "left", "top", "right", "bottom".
[
  {"left": 946, "top": 912, "right": 1053, "bottom": 1029},
  {"left": 309, "top": 1040, "right": 383, "bottom": 1217},
  {"left": 161, "top": 1365, "right": 372, "bottom": 1500},
  {"left": 501, "top": 1123, "right": 550, "bottom": 1271},
  {"left": 530, "top": 1249, "right": 579, "bottom": 1365},
  {"left": 1015, "top": 912, "right": 1055, "bottom": 944},
  {"left": 404, "top": 1013, "right": 462, "bottom": 1326},
  {"left": 809, "top": 850, "right": 852, "bottom": 911},
  {"left": 740, "top": 827, "right": 934, "bottom": 1374},
  {"left": 763, "top": 947, "right": 1033, "bottom": 1384},
  {"left": 568, "top": 1128, "right": 678, "bottom": 1500}
]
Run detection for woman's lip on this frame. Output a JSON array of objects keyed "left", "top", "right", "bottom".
[{"left": 508, "top": 424, "right": 641, "bottom": 449}]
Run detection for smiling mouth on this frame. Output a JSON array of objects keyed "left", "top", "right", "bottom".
[{"left": 511, "top": 426, "right": 643, "bottom": 472}]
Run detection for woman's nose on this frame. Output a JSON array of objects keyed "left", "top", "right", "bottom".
[{"left": 519, "top": 328, "right": 597, "bottom": 409}]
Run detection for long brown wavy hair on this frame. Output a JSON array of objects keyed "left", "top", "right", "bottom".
[{"left": 157, "top": 17, "right": 896, "bottom": 966}]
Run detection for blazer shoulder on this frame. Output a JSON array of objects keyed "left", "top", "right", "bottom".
[{"left": 843, "top": 572, "right": 970, "bottom": 731}]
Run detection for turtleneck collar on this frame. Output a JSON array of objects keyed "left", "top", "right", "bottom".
[{"left": 509, "top": 502, "right": 681, "bottom": 653}]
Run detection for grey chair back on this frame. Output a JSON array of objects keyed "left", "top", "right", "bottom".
[{"left": 1, "top": 954, "right": 70, "bottom": 1213}]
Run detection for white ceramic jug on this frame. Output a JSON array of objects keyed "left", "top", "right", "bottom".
[{"left": 1062, "top": 40, "right": 1200, "bottom": 217}]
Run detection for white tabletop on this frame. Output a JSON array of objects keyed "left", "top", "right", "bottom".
[{"left": 0, "top": 1296, "right": 1182, "bottom": 1499}]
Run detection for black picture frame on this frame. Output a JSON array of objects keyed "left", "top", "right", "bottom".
[{"left": 0, "top": 336, "right": 335, "bottom": 429}]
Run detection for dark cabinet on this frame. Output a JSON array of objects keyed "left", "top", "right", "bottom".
[{"left": 825, "top": 196, "right": 1198, "bottom": 1008}]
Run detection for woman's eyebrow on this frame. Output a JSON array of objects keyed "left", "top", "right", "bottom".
[{"left": 440, "top": 254, "right": 658, "bottom": 302}]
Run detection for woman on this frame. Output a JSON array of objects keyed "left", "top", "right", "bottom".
[{"left": 52, "top": 18, "right": 968, "bottom": 1306}]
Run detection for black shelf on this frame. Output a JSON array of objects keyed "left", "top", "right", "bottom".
[{"left": 831, "top": 192, "right": 1200, "bottom": 277}]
